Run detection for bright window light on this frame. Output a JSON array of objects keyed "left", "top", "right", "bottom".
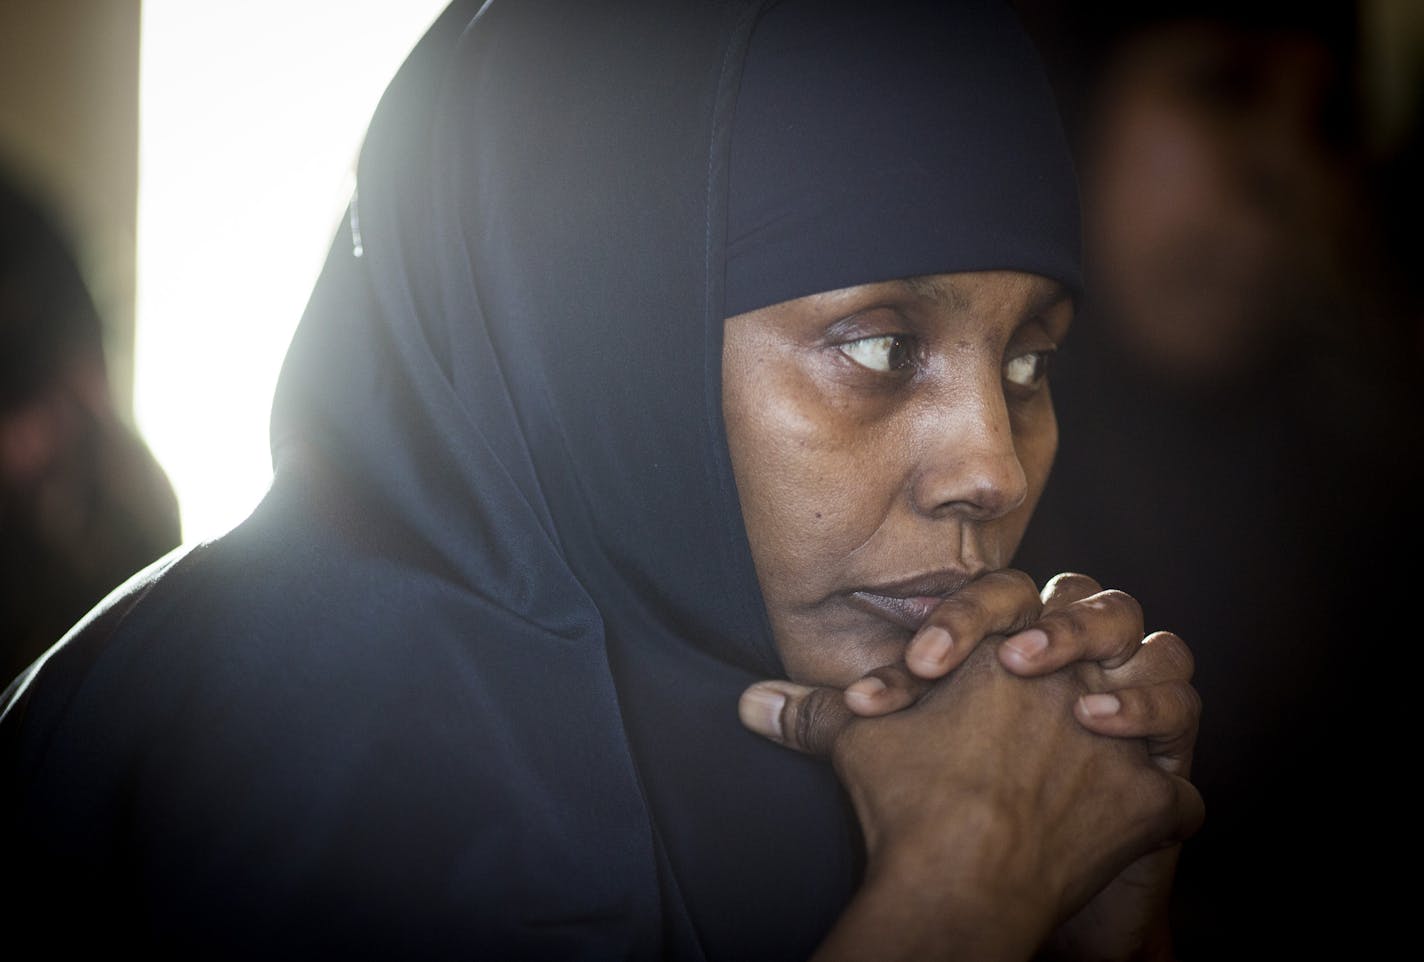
[{"left": 136, "top": 1, "right": 449, "bottom": 545}]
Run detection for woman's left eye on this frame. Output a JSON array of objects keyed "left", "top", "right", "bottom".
[
  {"left": 840, "top": 334, "right": 913, "bottom": 373},
  {"left": 1003, "top": 350, "right": 1054, "bottom": 389}
]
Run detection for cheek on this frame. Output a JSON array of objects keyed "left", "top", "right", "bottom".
[
  {"left": 1000, "top": 398, "right": 1058, "bottom": 556},
  {"left": 1018, "top": 399, "right": 1058, "bottom": 497},
  {"left": 725, "top": 371, "right": 893, "bottom": 594}
]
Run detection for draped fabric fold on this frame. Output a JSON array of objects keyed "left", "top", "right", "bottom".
[{"left": 1, "top": 2, "right": 1079, "bottom": 958}]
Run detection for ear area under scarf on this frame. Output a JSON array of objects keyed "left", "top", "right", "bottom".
[{"left": 417, "top": 0, "right": 783, "bottom": 671}]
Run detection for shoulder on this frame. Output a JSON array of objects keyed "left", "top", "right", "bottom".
[{"left": 0, "top": 485, "right": 657, "bottom": 957}]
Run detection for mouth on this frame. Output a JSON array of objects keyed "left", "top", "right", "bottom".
[{"left": 846, "top": 569, "right": 979, "bottom": 633}]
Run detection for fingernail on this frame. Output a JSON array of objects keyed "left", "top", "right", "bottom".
[
  {"left": 1003, "top": 628, "right": 1048, "bottom": 660},
  {"left": 911, "top": 626, "right": 953, "bottom": 671},
  {"left": 846, "top": 676, "right": 887, "bottom": 701},
  {"left": 739, "top": 687, "right": 787, "bottom": 740},
  {"left": 1080, "top": 693, "right": 1121, "bottom": 718}
]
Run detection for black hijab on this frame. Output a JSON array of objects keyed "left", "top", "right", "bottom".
[{"left": 1, "top": 2, "right": 1078, "bottom": 958}]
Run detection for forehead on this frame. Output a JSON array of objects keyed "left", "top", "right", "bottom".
[{"left": 896, "top": 272, "right": 1070, "bottom": 317}]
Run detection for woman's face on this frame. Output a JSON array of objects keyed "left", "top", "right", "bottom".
[{"left": 723, "top": 270, "right": 1071, "bottom": 688}]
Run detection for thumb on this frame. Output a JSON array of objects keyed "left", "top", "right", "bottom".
[{"left": 739, "top": 680, "right": 853, "bottom": 757}]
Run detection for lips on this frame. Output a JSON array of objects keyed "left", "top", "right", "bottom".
[{"left": 847, "top": 569, "right": 978, "bottom": 632}]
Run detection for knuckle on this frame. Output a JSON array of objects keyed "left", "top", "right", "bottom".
[
  {"left": 794, "top": 689, "right": 845, "bottom": 757},
  {"left": 1127, "top": 682, "right": 1201, "bottom": 734},
  {"left": 1143, "top": 630, "right": 1195, "bottom": 680},
  {"left": 996, "top": 568, "right": 1040, "bottom": 596},
  {"left": 1089, "top": 589, "right": 1144, "bottom": 630},
  {"left": 1138, "top": 773, "right": 1203, "bottom": 843},
  {"left": 1043, "top": 571, "right": 1101, "bottom": 599},
  {"left": 1002, "top": 570, "right": 1044, "bottom": 629},
  {"left": 1132, "top": 683, "right": 1201, "bottom": 745},
  {"left": 933, "top": 589, "right": 991, "bottom": 630},
  {"left": 1044, "top": 603, "right": 1091, "bottom": 640},
  {"left": 932, "top": 569, "right": 1041, "bottom": 637},
  {"left": 1172, "top": 681, "right": 1203, "bottom": 727},
  {"left": 1137, "top": 771, "right": 1180, "bottom": 825}
]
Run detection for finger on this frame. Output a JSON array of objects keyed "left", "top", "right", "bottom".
[
  {"left": 1100, "top": 631, "right": 1194, "bottom": 689},
  {"left": 1111, "top": 771, "right": 1205, "bottom": 858},
  {"left": 1074, "top": 680, "right": 1201, "bottom": 776},
  {"left": 905, "top": 568, "right": 1041, "bottom": 680},
  {"left": 738, "top": 680, "right": 854, "bottom": 757},
  {"left": 1163, "top": 775, "right": 1206, "bottom": 845},
  {"left": 1038, "top": 571, "right": 1103, "bottom": 611},
  {"left": 998, "top": 588, "right": 1144, "bottom": 676},
  {"left": 843, "top": 662, "right": 934, "bottom": 717},
  {"left": 1124, "top": 771, "right": 1205, "bottom": 853}
]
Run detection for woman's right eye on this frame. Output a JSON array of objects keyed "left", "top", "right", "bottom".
[{"left": 839, "top": 334, "right": 913, "bottom": 373}]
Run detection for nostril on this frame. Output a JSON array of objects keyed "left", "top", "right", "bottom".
[
  {"left": 962, "top": 472, "right": 1027, "bottom": 519},
  {"left": 916, "top": 450, "right": 1028, "bottom": 522}
]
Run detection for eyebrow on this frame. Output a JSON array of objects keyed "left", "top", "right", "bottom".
[
  {"left": 899, "top": 274, "right": 1073, "bottom": 319},
  {"left": 899, "top": 275, "right": 971, "bottom": 311}
]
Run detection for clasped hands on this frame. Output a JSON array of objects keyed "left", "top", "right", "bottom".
[{"left": 738, "top": 570, "right": 1204, "bottom": 962}]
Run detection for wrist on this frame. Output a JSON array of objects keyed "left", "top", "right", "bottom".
[{"left": 815, "top": 834, "right": 1057, "bottom": 962}]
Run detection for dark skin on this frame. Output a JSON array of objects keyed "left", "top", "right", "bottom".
[{"left": 721, "top": 272, "right": 1202, "bottom": 960}]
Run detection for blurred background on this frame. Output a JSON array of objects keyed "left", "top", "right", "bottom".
[
  {"left": 1, "top": 0, "right": 1420, "bottom": 956},
  {"left": 1010, "top": 0, "right": 1422, "bottom": 956},
  {"left": 0, "top": 0, "right": 445, "bottom": 683}
]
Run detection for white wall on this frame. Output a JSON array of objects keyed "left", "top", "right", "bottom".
[{"left": 135, "top": 0, "right": 449, "bottom": 545}]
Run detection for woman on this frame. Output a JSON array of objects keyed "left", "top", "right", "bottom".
[{"left": 0, "top": 1, "right": 1201, "bottom": 958}]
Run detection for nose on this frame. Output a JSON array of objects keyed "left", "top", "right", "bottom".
[{"left": 909, "top": 380, "right": 1028, "bottom": 523}]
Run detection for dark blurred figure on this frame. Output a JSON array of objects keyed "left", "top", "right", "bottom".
[
  {"left": 1013, "top": 1, "right": 1421, "bottom": 956},
  {"left": 1, "top": 167, "right": 180, "bottom": 688}
]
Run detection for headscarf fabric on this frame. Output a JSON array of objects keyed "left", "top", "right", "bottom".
[{"left": 1, "top": 2, "right": 1079, "bottom": 959}]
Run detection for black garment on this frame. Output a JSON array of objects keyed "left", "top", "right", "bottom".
[
  {"left": 1015, "top": 317, "right": 1420, "bottom": 959},
  {"left": 1, "top": 2, "right": 1079, "bottom": 958}
]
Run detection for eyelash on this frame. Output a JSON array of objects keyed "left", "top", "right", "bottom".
[{"left": 838, "top": 335, "right": 1056, "bottom": 392}]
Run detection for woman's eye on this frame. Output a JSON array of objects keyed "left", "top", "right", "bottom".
[
  {"left": 840, "top": 334, "right": 913, "bottom": 373},
  {"left": 1004, "top": 350, "right": 1053, "bottom": 389}
]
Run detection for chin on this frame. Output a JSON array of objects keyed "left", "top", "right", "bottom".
[{"left": 780, "top": 621, "right": 910, "bottom": 690}]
